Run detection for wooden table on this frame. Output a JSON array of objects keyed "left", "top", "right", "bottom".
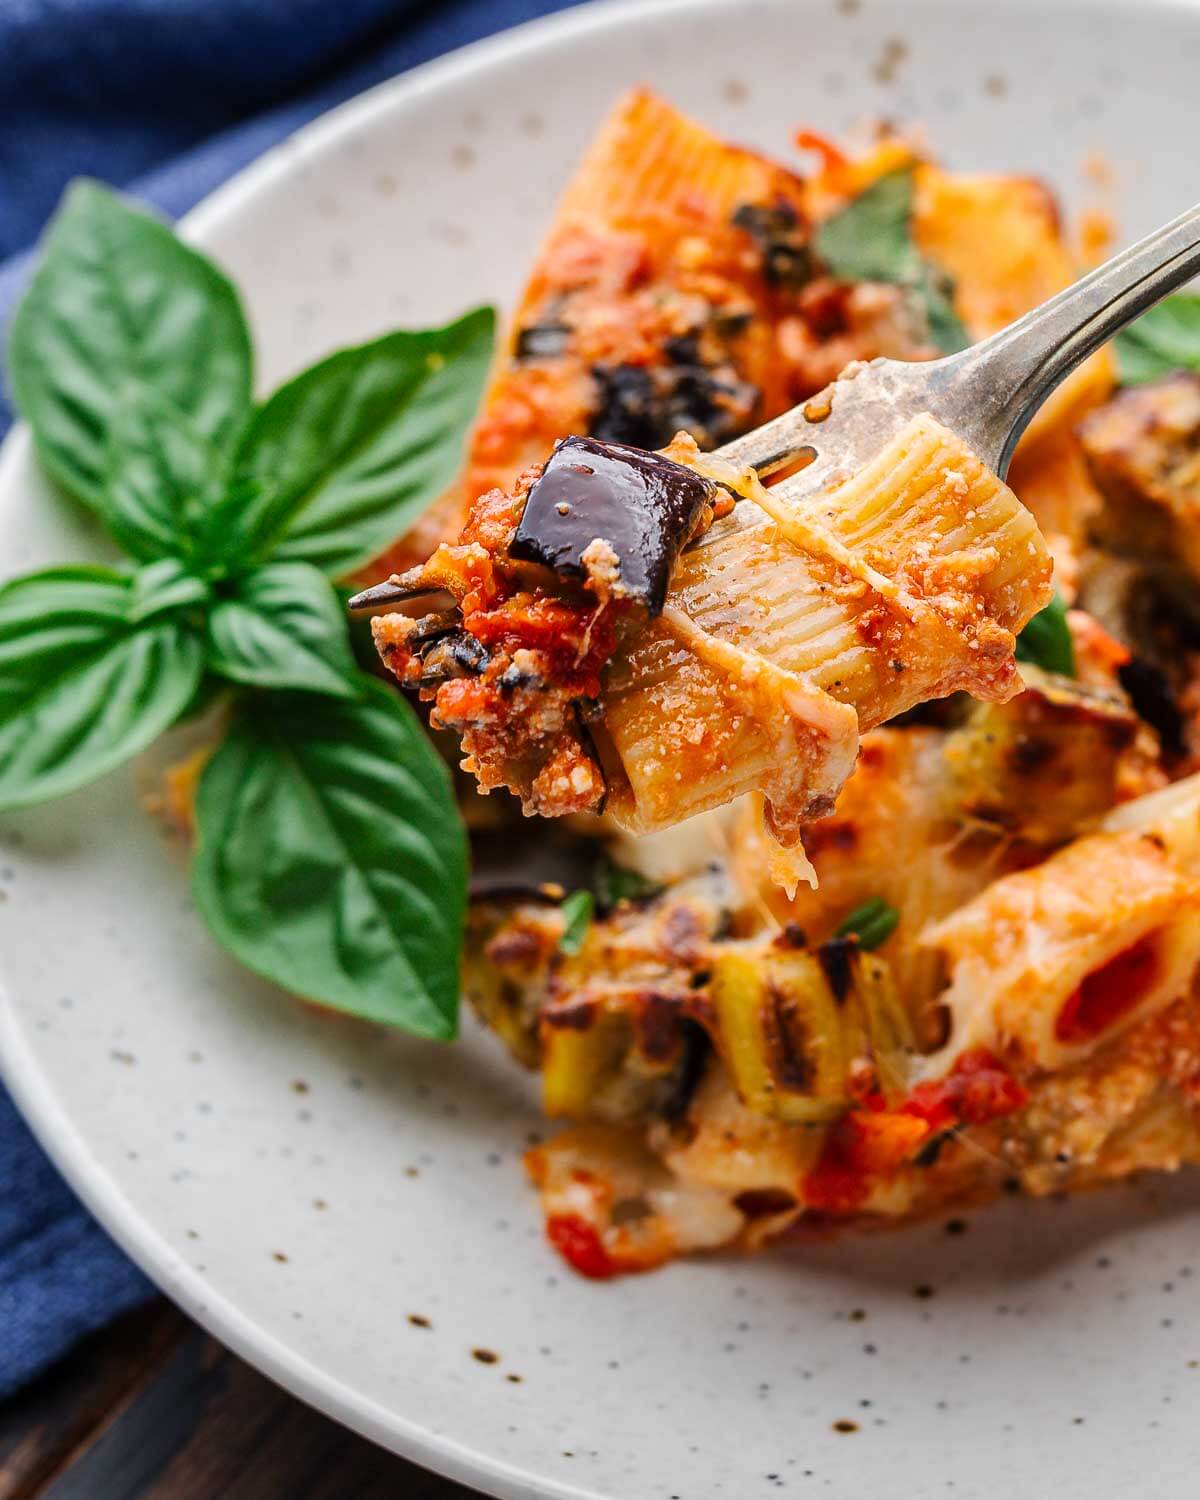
[{"left": 0, "top": 1299, "right": 478, "bottom": 1499}]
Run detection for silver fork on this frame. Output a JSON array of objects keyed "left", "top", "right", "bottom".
[{"left": 704, "top": 200, "right": 1200, "bottom": 522}]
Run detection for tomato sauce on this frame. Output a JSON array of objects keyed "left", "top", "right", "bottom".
[
  {"left": 902, "top": 1048, "right": 1029, "bottom": 1133},
  {"left": 804, "top": 1049, "right": 1028, "bottom": 1214},
  {"left": 1055, "top": 934, "right": 1160, "bottom": 1045},
  {"left": 546, "top": 1214, "right": 619, "bottom": 1280}
]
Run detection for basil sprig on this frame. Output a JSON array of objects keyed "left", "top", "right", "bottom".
[
  {"left": 3, "top": 180, "right": 494, "bottom": 1038},
  {"left": 814, "top": 168, "right": 969, "bottom": 356}
]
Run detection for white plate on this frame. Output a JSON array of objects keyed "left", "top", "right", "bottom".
[{"left": 4, "top": 0, "right": 1200, "bottom": 1494}]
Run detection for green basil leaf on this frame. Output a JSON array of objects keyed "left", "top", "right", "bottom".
[
  {"left": 833, "top": 896, "right": 900, "bottom": 951},
  {"left": 102, "top": 384, "right": 227, "bottom": 561},
  {"left": 1115, "top": 294, "right": 1200, "bottom": 385},
  {"left": 1016, "top": 590, "right": 1076, "bottom": 677},
  {"left": 192, "top": 677, "right": 467, "bottom": 1038},
  {"left": 128, "top": 557, "right": 211, "bottom": 623},
  {"left": 814, "top": 169, "right": 968, "bottom": 355},
  {"left": 230, "top": 306, "right": 495, "bottom": 575},
  {"left": 558, "top": 889, "right": 595, "bottom": 954},
  {"left": 7, "top": 179, "right": 252, "bottom": 509},
  {"left": 592, "top": 855, "right": 665, "bottom": 911},
  {"left": 0, "top": 565, "right": 204, "bottom": 809},
  {"left": 910, "top": 265, "right": 970, "bottom": 357},
  {"left": 205, "top": 560, "right": 357, "bottom": 699},
  {"left": 191, "top": 473, "right": 270, "bottom": 564},
  {"left": 815, "top": 169, "right": 921, "bottom": 285}
]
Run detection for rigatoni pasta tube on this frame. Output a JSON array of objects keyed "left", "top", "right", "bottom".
[
  {"left": 919, "top": 774, "right": 1200, "bottom": 1075},
  {"left": 595, "top": 413, "right": 1053, "bottom": 835}
]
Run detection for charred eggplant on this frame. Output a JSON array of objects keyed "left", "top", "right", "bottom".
[{"left": 508, "top": 434, "right": 718, "bottom": 615}]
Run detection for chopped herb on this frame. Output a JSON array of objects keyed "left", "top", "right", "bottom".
[
  {"left": 814, "top": 168, "right": 969, "bottom": 355},
  {"left": 833, "top": 896, "right": 900, "bottom": 951},
  {"left": 1114, "top": 294, "right": 1200, "bottom": 385},
  {"left": 592, "top": 854, "right": 666, "bottom": 910},
  {"left": 558, "top": 889, "right": 595, "bottom": 955},
  {"left": 1015, "top": 591, "right": 1076, "bottom": 678}
]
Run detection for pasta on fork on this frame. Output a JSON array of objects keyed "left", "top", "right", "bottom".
[{"left": 370, "top": 416, "right": 1051, "bottom": 848}]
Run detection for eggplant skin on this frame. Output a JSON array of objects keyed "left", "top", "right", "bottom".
[
  {"left": 1079, "top": 372, "right": 1200, "bottom": 581},
  {"left": 508, "top": 434, "right": 715, "bottom": 615}
]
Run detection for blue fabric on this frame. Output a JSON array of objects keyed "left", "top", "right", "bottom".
[{"left": 0, "top": 0, "right": 575, "bottom": 1398}]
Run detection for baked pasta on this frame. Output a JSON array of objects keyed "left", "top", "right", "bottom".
[
  {"left": 367, "top": 92, "right": 1200, "bottom": 1274},
  {"left": 365, "top": 90, "right": 1054, "bottom": 847}
]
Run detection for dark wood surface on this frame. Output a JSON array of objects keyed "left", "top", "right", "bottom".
[{"left": 0, "top": 1300, "right": 478, "bottom": 1499}]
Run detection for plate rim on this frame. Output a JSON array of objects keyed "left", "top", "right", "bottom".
[{"left": 5, "top": 0, "right": 1200, "bottom": 1494}]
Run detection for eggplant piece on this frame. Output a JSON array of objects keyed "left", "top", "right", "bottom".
[
  {"left": 589, "top": 357, "right": 758, "bottom": 451},
  {"left": 589, "top": 365, "right": 662, "bottom": 448},
  {"left": 468, "top": 825, "right": 597, "bottom": 904},
  {"left": 732, "top": 200, "right": 814, "bottom": 289},
  {"left": 1118, "top": 658, "right": 1187, "bottom": 758},
  {"left": 1079, "top": 373, "right": 1200, "bottom": 581},
  {"left": 515, "top": 321, "right": 572, "bottom": 360},
  {"left": 417, "top": 630, "right": 490, "bottom": 685},
  {"left": 346, "top": 580, "right": 459, "bottom": 617},
  {"left": 940, "top": 666, "right": 1141, "bottom": 845},
  {"left": 507, "top": 434, "right": 716, "bottom": 615}
]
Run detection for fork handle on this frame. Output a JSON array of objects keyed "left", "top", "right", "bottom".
[{"left": 950, "top": 200, "right": 1200, "bottom": 472}]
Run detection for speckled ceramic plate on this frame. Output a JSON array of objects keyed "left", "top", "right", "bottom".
[{"left": 3, "top": 0, "right": 1200, "bottom": 1494}]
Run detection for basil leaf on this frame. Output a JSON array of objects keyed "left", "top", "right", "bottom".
[
  {"left": 814, "top": 168, "right": 969, "bottom": 355},
  {"left": 128, "top": 558, "right": 211, "bottom": 623},
  {"left": 7, "top": 180, "right": 252, "bottom": 509},
  {"left": 230, "top": 306, "right": 495, "bottom": 575},
  {"left": 192, "top": 677, "right": 467, "bottom": 1038},
  {"left": 1115, "top": 294, "right": 1200, "bottom": 385},
  {"left": 558, "top": 889, "right": 595, "bottom": 954},
  {"left": 191, "top": 473, "right": 270, "bottom": 564},
  {"left": 0, "top": 566, "right": 204, "bottom": 809},
  {"left": 833, "top": 896, "right": 900, "bottom": 951},
  {"left": 205, "top": 561, "right": 357, "bottom": 700},
  {"left": 1016, "top": 591, "right": 1076, "bottom": 677},
  {"left": 592, "top": 855, "right": 665, "bottom": 910},
  {"left": 815, "top": 169, "right": 920, "bottom": 285},
  {"left": 102, "top": 384, "right": 227, "bottom": 561},
  {"left": 911, "top": 265, "right": 969, "bottom": 358}
]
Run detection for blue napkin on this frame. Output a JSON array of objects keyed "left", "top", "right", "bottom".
[{"left": 0, "top": 0, "right": 575, "bottom": 1400}]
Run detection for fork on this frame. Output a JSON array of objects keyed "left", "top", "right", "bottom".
[
  {"left": 350, "top": 199, "right": 1200, "bottom": 612},
  {"left": 702, "top": 199, "right": 1200, "bottom": 524}
]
